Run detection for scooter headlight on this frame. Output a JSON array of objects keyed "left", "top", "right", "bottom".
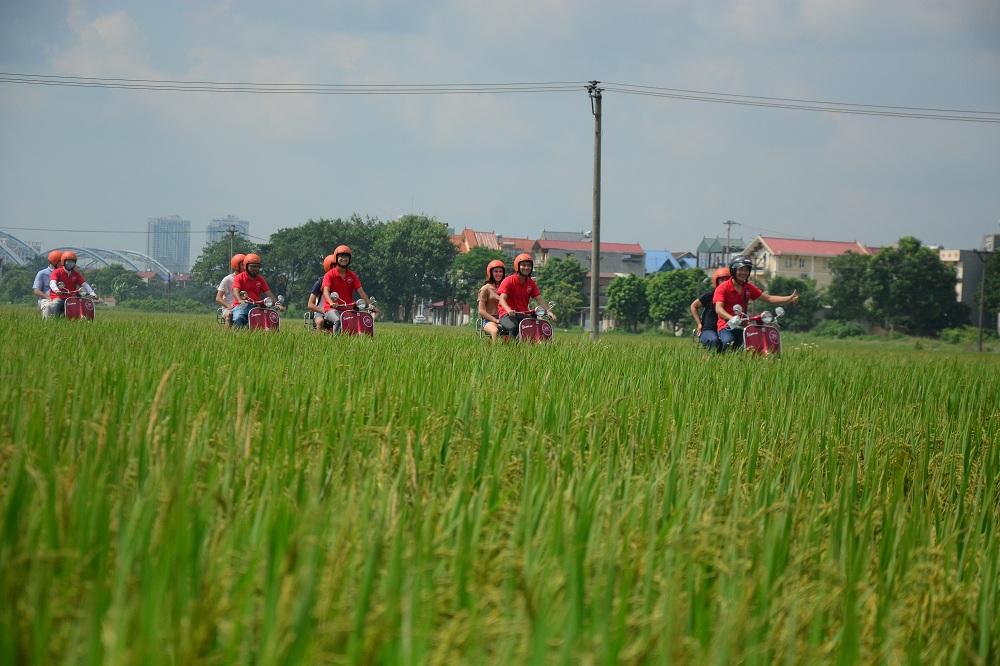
[
  {"left": 357, "top": 301, "right": 368, "bottom": 311},
  {"left": 264, "top": 297, "right": 274, "bottom": 308},
  {"left": 534, "top": 306, "right": 546, "bottom": 317},
  {"left": 761, "top": 311, "right": 774, "bottom": 324}
]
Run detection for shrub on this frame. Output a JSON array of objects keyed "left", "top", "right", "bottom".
[{"left": 813, "top": 320, "right": 866, "bottom": 338}]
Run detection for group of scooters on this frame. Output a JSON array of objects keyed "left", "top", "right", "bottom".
[{"left": 215, "top": 291, "right": 376, "bottom": 335}]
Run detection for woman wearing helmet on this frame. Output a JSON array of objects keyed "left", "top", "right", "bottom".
[
  {"left": 47, "top": 251, "right": 97, "bottom": 317},
  {"left": 496, "top": 253, "right": 557, "bottom": 337},
  {"left": 713, "top": 256, "right": 799, "bottom": 351},
  {"left": 477, "top": 259, "right": 507, "bottom": 341},
  {"left": 689, "top": 267, "right": 731, "bottom": 352},
  {"left": 215, "top": 253, "right": 246, "bottom": 328},
  {"left": 321, "top": 244, "right": 377, "bottom": 332},
  {"left": 306, "top": 254, "right": 338, "bottom": 332},
  {"left": 231, "top": 253, "right": 283, "bottom": 328},
  {"left": 32, "top": 249, "right": 65, "bottom": 319}
]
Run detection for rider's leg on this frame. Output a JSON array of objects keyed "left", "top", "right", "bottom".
[
  {"left": 719, "top": 327, "right": 742, "bottom": 351},
  {"left": 484, "top": 321, "right": 500, "bottom": 341},
  {"left": 49, "top": 299, "right": 65, "bottom": 318},
  {"left": 223, "top": 307, "right": 233, "bottom": 328},
  {"left": 699, "top": 329, "right": 721, "bottom": 352},
  {"left": 38, "top": 298, "right": 50, "bottom": 320},
  {"left": 232, "top": 302, "right": 251, "bottom": 328},
  {"left": 499, "top": 314, "right": 520, "bottom": 338}
]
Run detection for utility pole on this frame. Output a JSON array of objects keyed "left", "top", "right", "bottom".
[
  {"left": 588, "top": 81, "right": 603, "bottom": 341},
  {"left": 974, "top": 249, "right": 989, "bottom": 353},
  {"left": 723, "top": 220, "right": 739, "bottom": 265},
  {"left": 228, "top": 224, "right": 237, "bottom": 259}
]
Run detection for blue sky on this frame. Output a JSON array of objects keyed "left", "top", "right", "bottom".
[{"left": 2, "top": 0, "right": 998, "bottom": 258}]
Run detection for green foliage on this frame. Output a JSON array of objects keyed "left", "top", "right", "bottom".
[
  {"left": 764, "top": 275, "right": 819, "bottom": 331},
  {"left": 190, "top": 235, "right": 260, "bottom": 289},
  {"left": 826, "top": 251, "right": 872, "bottom": 322},
  {"left": 535, "top": 257, "right": 587, "bottom": 327},
  {"left": 606, "top": 273, "right": 648, "bottom": 332},
  {"left": 118, "top": 297, "right": 206, "bottom": 313},
  {"left": 85, "top": 264, "right": 146, "bottom": 302},
  {"left": 0, "top": 266, "right": 35, "bottom": 303},
  {"left": 646, "top": 268, "right": 706, "bottom": 324},
  {"left": 538, "top": 281, "right": 583, "bottom": 328},
  {"left": 812, "top": 319, "right": 866, "bottom": 338},
  {"left": 375, "top": 215, "right": 457, "bottom": 321},
  {"left": 982, "top": 251, "right": 1000, "bottom": 316},
  {"left": 867, "top": 237, "right": 966, "bottom": 334},
  {"left": 939, "top": 325, "right": 996, "bottom": 345},
  {"left": 451, "top": 246, "right": 507, "bottom": 306}
]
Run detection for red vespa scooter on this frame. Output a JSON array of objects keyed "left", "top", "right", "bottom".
[
  {"left": 727, "top": 304, "right": 785, "bottom": 356},
  {"left": 514, "top": 306, "right": 555, "bottom": 343},
  {"left": 240, "top": 292, "right": 284, "bottom": 331},
  {"left": 325, "top": 292, "right": 376, "bottom": 336},
  {"left": 54, "top": 283, "right": 97, "bottom": 321}
]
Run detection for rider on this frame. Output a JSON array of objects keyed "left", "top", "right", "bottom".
[
  {"left": 33, "top": 250, "right": 63, "bottom": 319},
  {"left": 231, "top": 253, "right": 283, "bottom": 328},
  {"left": 321, "top": 245, "right": 377, "bottom": 331},
  {"left": 477, "top": 259, "right": 506, "bottom": 341},
  {"left": 714, "top": 256, "right": 798, "bottom": 350},
  {"left": 307, "top": 254, "right": 337, "bottom": 331},
  {"left": 496, "top": 253, "right": 556, "bottom": 337},
  {"left": 690, "top": 267, "right": 730, "bottom": 352},
  {"left": 215, "top": 253, "right": 245, "bottom": 328},
  {"left": 47, "top": 251, "right": 97, "bottom": 317}
]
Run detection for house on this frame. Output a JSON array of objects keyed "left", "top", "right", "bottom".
[
  {"left": 497, "top": 235, "right": 537, "bottom": 262},
  {"left": 939, "top": 249, "right": 989, "bottom": 324},
  {"left": 697, "top": 236, "right": 745, "bottom": 270},
  {"left": 741, "top": 236, "right": 873, "bottom": 288},
  {"left": 646, "top": 250, "right": 697, "bottom": 273},
  {"left": 450, "top": 228, "right": 502, "bottom": 254}
]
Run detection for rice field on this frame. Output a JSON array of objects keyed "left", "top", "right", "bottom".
[{"left": 1, "top": 307, "right": 998, "bottom": 664}]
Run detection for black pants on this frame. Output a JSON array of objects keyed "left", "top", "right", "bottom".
[{"left": 499, "top": 313, "right": 526, "bottom": 338}]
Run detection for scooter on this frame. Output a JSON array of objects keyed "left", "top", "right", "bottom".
[
  {"left": 726, "top": 304, "right": 785, "bottom": 356},
  {"left": 494, "top": 306, "right": 555, "bottom": 343},
  {"left": 54, "top": 284, "right": 97, "bottom": 321},
  {"left": 323, "top": 292, "right": 376, "bottom": 336},
  {"left": 239, "top": 292, "right": 284, "bottom": 331}
]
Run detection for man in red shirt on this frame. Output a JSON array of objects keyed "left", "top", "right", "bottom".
[
  {"left": 321, "top": 245, "right": 377, "bottom": 331},
  {"left": 496, "top": 253, "right": 556, "bottom": 337},
  {"left": 714, "top": 256, "right": 798, "bottom": 350},
  {"left": 231, "top": 253, "right": 283, "bottom": 328},
  {"left": 48, "top": 251, "right": 97, "bottom": 317}
]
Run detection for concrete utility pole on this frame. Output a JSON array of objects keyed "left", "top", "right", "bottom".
[
  {"left": 228, "top": 224, "right": 237, "bottom": 259},
  {"left": 723, "top": 220, "right": 739, "bottom": 265},
  {"left": 974, "top": 249, "right": 989, "bottom": 353},
  {"left": 588, "top": 81, "right": 603, "bottom": 341}
]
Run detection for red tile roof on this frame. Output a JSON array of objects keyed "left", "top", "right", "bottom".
[
  {"left": 463, "top": 228, "right": 501, "bottom": 251},
  {"left": 539, "top": 239, "right": 644, "bottom": 254},
  {"left": 499, "top": 236, "right": 536, "bottom": 251},
  {"left": 758, "top": 237, "right": 871, "bottom": 257}
]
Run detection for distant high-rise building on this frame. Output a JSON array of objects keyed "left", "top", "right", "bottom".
[
  {"left": 206, "top": 215, "right": 250, "bottom": 246},
  {"left": 147, "top": 215, "right": 191, "bottom": 274}
]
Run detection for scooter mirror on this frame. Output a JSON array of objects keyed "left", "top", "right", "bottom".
[
  {"left": 775, "top": 306, "right": 785, "bottom": 317},
  {"left": 733, "top": 304, "right": 743, "bottom": 315},
  {"left": 330, "top": 291, "right": 339, "bottom": 301},
  {"left": 239, "top": 290, "right": 248, "bottom": 299},
  {"left": 277, "top": 295, "right": 285, "bottom": 304}
]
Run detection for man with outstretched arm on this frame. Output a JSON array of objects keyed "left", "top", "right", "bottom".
[{"left": 714, "top": 256, "right": 798, "bottom": 351}]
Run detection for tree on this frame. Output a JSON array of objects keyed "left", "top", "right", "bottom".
[
  {"left": 764, "top": 276, "right": 819, "bottom": 331},
  {"left": 451, "top": 246, "right": 507, "bottom": 306},
  {"left": 866, "top": 236, "right": 967, "bottom": 334},
  {"left": 539, "top": 281, "right": 583, "bottom": 328},
  {"left": 85, "top": 264, "right": 146, "bottom": 302},
  {"left": 826, "top": 251, "right": 872, "bottom": 322},
  {"left": 606, "top": 274, "right": 648, "bottom": 332},
  {"left": 0, "top": 266, "right": 35, "bottom": 304},
  {"left": 981, "top": 251, "right": 999, "bottom": 323},
  {"left": 535, "top": 256, "right": 587, "bottom": 327},
  {"left": 191, "top": 235, "right": 259, "bottom": 289},
  {"left": 374, "top": 215, "right": 456, "bottom": 321},
  {"left": 646, "top": 269, "right": 706, "bottom": 326}
]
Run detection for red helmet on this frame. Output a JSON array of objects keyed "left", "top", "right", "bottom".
[
  {"left": 712, "top": 267, "right": 731, "bottom": 287},
  {"left": 334, "top": 245, "right": 352, "bottom": 265},
  {"left": 230, "top": 253, "right": 246, "bottom": 271},
  {"left": 47, "top": 250, "right": 63, "bottom": 266},
  {"left": 61, "top": 250, "right": 78, "bottom": 263},
  {"left": 514, "top": 253, "right": 533, "bottom": 270},
  {"left": 244, "top": 253, "right": 262, "bottom": 267},
  {"left": 486, "top": 259, "right": 506, "bottom": 281},
  {"left": 323, "top": 254, "right": 337, "bottom": 272}
]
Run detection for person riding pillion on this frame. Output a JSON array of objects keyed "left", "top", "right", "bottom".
[
  {"left": 496, "top": 253, "right": 556, "bottom": 336},
  {"left": 690, "top": 267, "right": 730, "bottom": 352},
  {"left": 231, "top": 253, "right": 284, "bottom": 328},
  {"left": 307, "top": 254, "right": 338, "bottom": 331},
  {"left": 48, "top": 251, "right": 97, "bottom": 316},
  {"left": 216, "top": 253, "right": 245, "bottom": 328},
  {"left": 33, "top": 250, "right": 63, "bottom": 319},
  {"left": 321, "top": 245, "right": 377, "bottom": 331},
  {"left": 478, "top": 259, "right": 506, "bottom": 341},
  {"left": 713, "top": 256, "right": 798, "bottom": 350}
]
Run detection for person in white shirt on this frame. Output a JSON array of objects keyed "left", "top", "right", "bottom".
[
  {"left": 32, "top": 250, "right": 63, "bottom": 319},
  {"left": 215, "top": 254, "right": 245, "bottom": 328}
]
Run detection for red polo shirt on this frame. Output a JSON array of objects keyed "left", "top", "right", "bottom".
[
  {"left": 49, "top": 267, "right": 86, "bottom": 300},
  {"left": 713, "top": 278, "right": 762, "bottom": 331},
  {"left": 321, "top": 268, "right": 362, "bottom": 311},
  {"left": 233, "top": 271, "right": 270, "bottom": 303},
  {"left": 497, "top": 274, "right": 539, "bottom": 316}
]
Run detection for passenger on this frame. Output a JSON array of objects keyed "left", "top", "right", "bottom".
[
  {"left": 48, "top": 251, "right": 97, "bottom": 317},
  {"left": 307, "top": 254, "right": 337, "bottom": 332},
  {"left": 33, "top": 250, "right": 63, "bottom": 319},
  {"left": 231, "top": 253, "right": 283, "bottom": 328},
  {"left": 477, "top": 259, "right": 506, "bottom": 341},
  {"left": 215, "top": 253, "right": 245, "bottom": 328},
  {"left": 321, "top": 245, "right": 377, "bottom": 332},
  {"left": 690, "top": 267, "right": 730, "bottom": 352}
]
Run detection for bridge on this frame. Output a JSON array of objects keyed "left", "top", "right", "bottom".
[{"left": 0, "top": 230, "right": 173, "bottom": 280}]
